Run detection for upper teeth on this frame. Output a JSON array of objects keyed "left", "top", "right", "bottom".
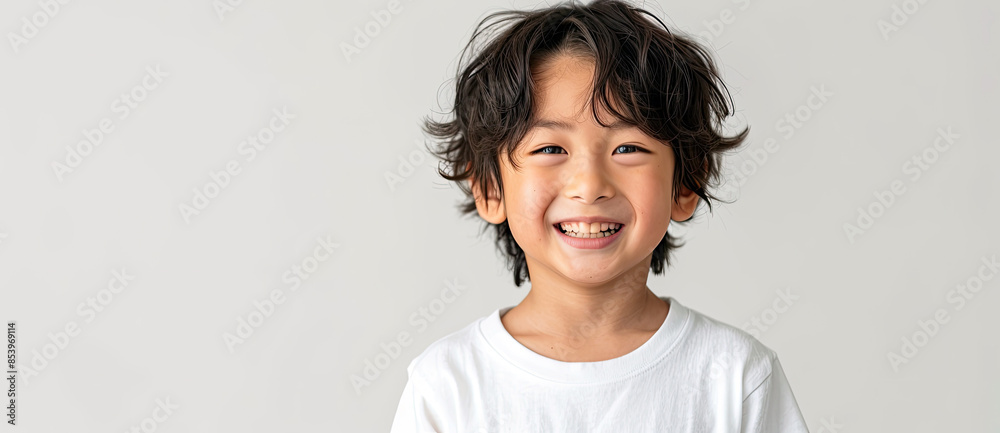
[{"left": 559, "top": 222, "right": 621, "bottom": 233}]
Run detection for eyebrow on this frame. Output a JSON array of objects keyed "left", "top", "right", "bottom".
[{"left": 528, "top": 118, "right": 637, "bottom": 132}]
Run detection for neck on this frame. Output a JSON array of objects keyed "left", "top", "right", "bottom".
[{"left": 513, "top": 254, "right": 666, "bottom": 340}]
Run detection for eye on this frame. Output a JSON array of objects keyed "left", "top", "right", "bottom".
[
  {"left": 531, "top": 145, "right": 566, "bottom": 155},
  {"left": 530, "top": 144, "right": 647, "bottom": 155},
  {"left": 615, "top": 144, "right": 645, "bottom": 154}
]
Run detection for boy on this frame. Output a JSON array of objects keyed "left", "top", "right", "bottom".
[{"left": 391, "top": 0, "right": 809, "bottom": 431}]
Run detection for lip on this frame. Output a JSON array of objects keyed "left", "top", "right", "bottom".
[{"left": 553, "top": 223, "right": 624, "bottom": 249}]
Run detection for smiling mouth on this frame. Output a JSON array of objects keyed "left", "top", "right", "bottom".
[{"left": 553, "top": 223, "right": 623, "bottom": 239}]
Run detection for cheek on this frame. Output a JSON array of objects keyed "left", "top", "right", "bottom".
[
  {"left": 635, "top": 175, "right": 675, "bottom": 224},
  {"left": 638, "top": 166, "right": 673, "bottom": 195},
  {"left": 505, "top": 189, "right": 552, "bottom": 247},
  {"left": 512, "top": 190, "right": 551, "bottom": 227},
  {"left": 508, "top": 176, "right": 558, "bottom": 223}
]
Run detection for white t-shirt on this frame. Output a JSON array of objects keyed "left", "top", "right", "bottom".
[{"left": 390, "top": 296, "right": 810, "bottom": 433}]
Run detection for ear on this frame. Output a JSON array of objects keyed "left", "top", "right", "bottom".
[
  {"left": 466, "top": 162, "right": 507, "bottom": 224},
  {"left": 671, "top": 158, "right": 710, "bottom": 222},
  {"left": 670, "top": 182, "right": 700, "bottom": 222}
]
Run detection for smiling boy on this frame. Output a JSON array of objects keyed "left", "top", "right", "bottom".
[
  {"left": 478, "top": 52, "right": 690, "bottom": 365},
  {"left": 390, "top": 1, "right": 809, "bottom": 431}
]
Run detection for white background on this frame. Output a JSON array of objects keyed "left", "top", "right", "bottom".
[{"left": 0, "top": 0, "right": 997, "bottom": 432}]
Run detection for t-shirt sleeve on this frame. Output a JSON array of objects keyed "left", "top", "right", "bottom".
[
  {"left": 740, "top": 356, "right": 810, "bottom": 433},
  {"left": 389, "top": 358, "right": 437, "bottom": 433},
  {"left": 389, "top": 375, "right": 418, "bottom": 433}
]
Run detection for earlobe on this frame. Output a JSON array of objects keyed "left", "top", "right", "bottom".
[
  {"left": 671, "top": 161, "right": 708, "bottom": 222},
  {"left": 670, "top": 183, "right": 700, "bottom": 222},
  {"left": 468, "top": 167, "right": 507, "bottom": 225}
]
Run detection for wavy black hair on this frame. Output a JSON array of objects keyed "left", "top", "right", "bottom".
[{"left": 422, "top": 0, "right": 748, "bottom": 287}]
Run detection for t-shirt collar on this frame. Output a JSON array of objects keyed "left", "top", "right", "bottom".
[{"left": 478, "top": 296, "right": 691, "bottom": 384}]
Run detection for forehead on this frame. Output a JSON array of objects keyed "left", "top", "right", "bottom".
[{"left": 528, "top": 54, "right": 634, "bottom": 133}]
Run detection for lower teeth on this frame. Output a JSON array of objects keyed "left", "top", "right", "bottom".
[{"left": 562, "top": 229, "right": 616, "bottom": 238}]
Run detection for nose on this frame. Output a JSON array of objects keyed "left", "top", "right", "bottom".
[{"left": 562, "top": 157, "right": 615, "bottom": 204}]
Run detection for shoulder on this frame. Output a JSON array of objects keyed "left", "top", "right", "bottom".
[
  {"left": 404, "top": 310, "right": 493, "bottom": 380},
  {"left": 679, "top": 302, "right": 779, "bottom": 399}
]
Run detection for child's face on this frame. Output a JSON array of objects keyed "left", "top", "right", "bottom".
[{"left": 472, "top": 54, "right": 699, "bottom": 286}]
